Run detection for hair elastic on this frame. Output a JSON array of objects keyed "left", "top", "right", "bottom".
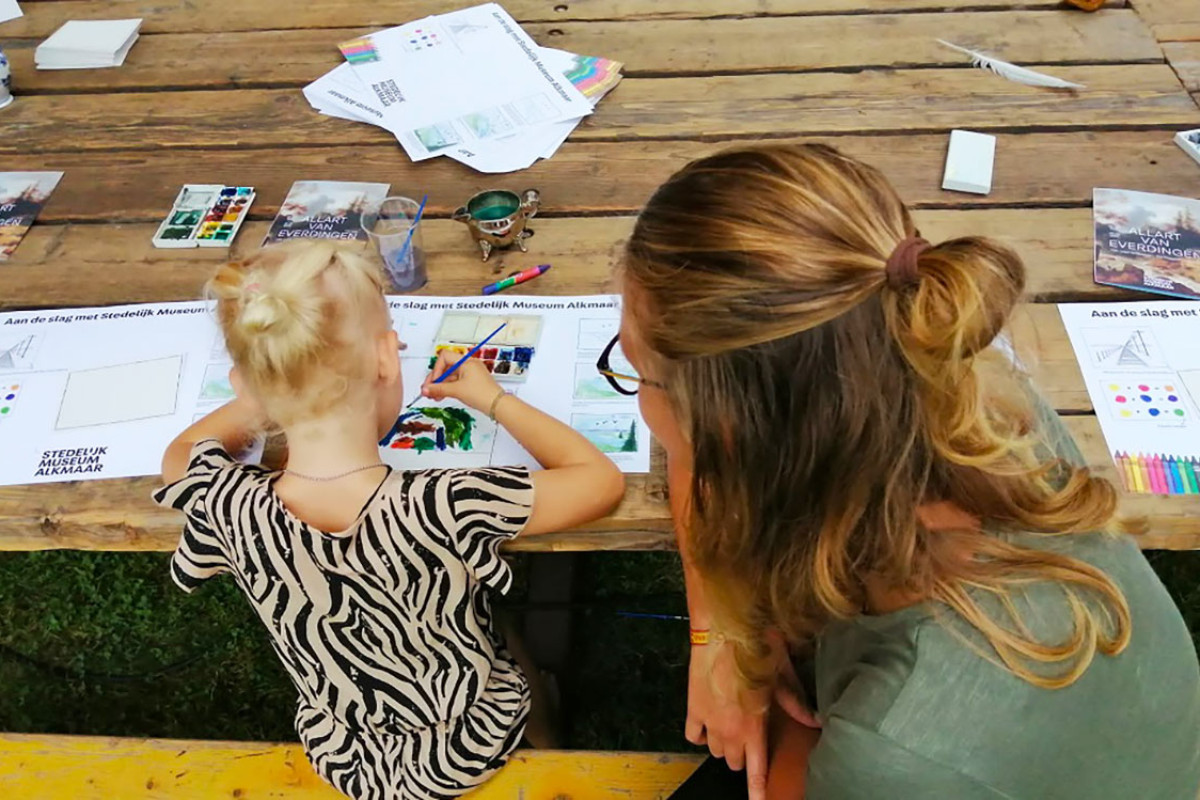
[{"left": 885, "top": 236, "right": 930, "bottom": 289}]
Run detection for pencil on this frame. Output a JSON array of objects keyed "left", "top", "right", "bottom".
[
  {"left": 1152, "top": 455, "right": 1167, "bottom": 494},
  {"left": 1188, "top": 459, "right": 1200, "bottom": 494},
  {"left": 1173, "top": 457, "right": 1191, "bottom": 495},
  {"left": 1138, "top": 454, "right": 1153, "bottom": 495},
  {"left": 1129, "top": 453, "right": 1145, "bottom": 494},
  {"left": 1190, "top": 459, "right": 1200, "bottom": 495},
  {"left": 1118, "top": 452, "right": 1136, "bottom": 493},
  {"left": 1165, "top": 456, "right": 1179, "bottom": 495}
]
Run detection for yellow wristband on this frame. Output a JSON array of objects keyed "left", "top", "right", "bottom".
[{"left": 689, "top": 629, "right": 711, "bottom": 646}]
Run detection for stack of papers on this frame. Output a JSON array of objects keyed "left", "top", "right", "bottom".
[
  {"left": 0, "top": 1, "right": 23, "bottom": 26},
  {"left": 303, "top": 3, "right": 623, "bottom": 173},
  {"left": 36, "top": 19, "right": 142, "bottom": 70}
]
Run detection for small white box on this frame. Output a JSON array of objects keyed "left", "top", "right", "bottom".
[
  {"left": 1176, "top": 129, "right": 1200, "bottom": 168},
  {"left": 942, "top": 129, "right": 996, "bottom": 195}
]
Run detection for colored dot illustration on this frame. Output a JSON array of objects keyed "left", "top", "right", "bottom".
[
  {"left": 1120, "top": 410, "right": 1132, "bottom": 417},
  {"left": 1114, "top": 395, "right": 1127, "bottom": 403},
  {"left": 1176, "top": 409, "right": 1186, "bottom": 417},
  {"left": 0, "top": 407, "right": 9, "bottom": 415},
  {"left": 1149, "top": 408, "right": 1160, "bottom": 417},
  {"left": 1168, "top": 395, "right": 1179, "bottom": 402},
  {"left": 1138, "top": 384, "right": 1149, "bottom": 391},
  {"left": 1140, "top": 394, "right": 1152, "bottom": 402},
  {"left": 1166, "top": 385, "right": 1175, "bottom": 392},
  {"left": 3, "top": 393, "right": 13, "bottom": 401}
]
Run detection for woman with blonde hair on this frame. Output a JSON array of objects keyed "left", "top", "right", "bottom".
[{"left": 607, "top": 144, "right": 1200, "bottom": 798}]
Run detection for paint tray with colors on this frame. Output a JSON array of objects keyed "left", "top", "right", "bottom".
[
  {"left": 430, "top": 312, "right": 542, "bottom": 382},
  {"left": 152, "top": 185, "right": 256, "bottom": 249}
]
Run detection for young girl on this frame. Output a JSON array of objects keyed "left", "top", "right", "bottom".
[{"left": 154, "top": 241, "right": 625, "bottom": 800}]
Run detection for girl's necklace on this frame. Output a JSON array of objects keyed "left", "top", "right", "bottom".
[{"left": 283, "top": 463, "right": 387, "bottom": 482}]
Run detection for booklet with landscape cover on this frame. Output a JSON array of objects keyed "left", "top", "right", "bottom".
[
  {"left": 263, "top": 180, "right": 390, "bottom": 245},
  {"left": 0, "top": 172, "right": 64, "bottom": 260},
  {"left": 1094, "top": 188, "right": 1200, "bottom": 300}
]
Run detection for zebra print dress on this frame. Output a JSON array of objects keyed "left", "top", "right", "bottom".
[{"left": 153, "top": 440, "right": 533, "bottom": 800}]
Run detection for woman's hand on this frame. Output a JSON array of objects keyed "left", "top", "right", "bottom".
[
  {"left": 420, "top": 349, "right": 503, "bottom": 412},
  {"left": 687, "top": 639, "right": 772, "bottom": 800}
]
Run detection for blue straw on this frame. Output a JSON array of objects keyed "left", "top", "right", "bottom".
[{"left": 393, "top": 194, "right": 428, "bottom": 271}]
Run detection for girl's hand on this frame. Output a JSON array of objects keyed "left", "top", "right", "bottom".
[{"left": 420, "top": 350, "right": 503, "bottom": 412}]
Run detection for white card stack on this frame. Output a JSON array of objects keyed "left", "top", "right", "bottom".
[{"left": 35, "top": 19, "right": 142, "bottom": 70}]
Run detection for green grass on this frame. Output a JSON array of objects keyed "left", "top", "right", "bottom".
[{"left": 0, "top": 549, "right": 1196, "bottom": 751}]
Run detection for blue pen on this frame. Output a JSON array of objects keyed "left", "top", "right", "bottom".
[{"left": 402, "top": 322, "right": 507, "bottom": 410}]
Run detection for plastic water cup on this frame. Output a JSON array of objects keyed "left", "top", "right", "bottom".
[{"left": 361, "top": 196, "right": 427, "bottom": 292}]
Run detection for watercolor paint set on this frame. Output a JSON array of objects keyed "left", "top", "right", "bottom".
[
  {"left": 430, "top": 312, "right": 542, "bottom": 382},
  {"left": 152, "top": 184, "right": 256, "bottom": 249}
]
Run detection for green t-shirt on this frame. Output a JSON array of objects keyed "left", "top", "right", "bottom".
[{"left": 805, "top": 404, "right": 1200, "bottom": 799}]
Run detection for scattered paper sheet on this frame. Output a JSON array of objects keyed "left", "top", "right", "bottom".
[
  {"left": 302, "top": 5, "right": 623, "bottom": 173},
  {"left": 1059, "top": 301, "right": 1200, "bottom": 495},
  {"left": 0, "top": 1, "right": 22, "bottom": 25},
  {"left": 0, "top": 295, "right": 650, "bottom": 486}
]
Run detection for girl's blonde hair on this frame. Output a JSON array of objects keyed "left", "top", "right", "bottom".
[
  {"left": 621, "top": 143, "right": 1130, "bottom": 690},
  {"left": 208, "top": 241, "right": 387, "bottom": 426}
]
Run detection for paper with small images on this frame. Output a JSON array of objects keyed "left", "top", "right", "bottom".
[
  {"left": 385, "top": 294, "right": 650, "bottom": 473},
  {"left": 339, "top": 4, "right": 592, "bottom": 163},
  {"left": 1059, "top": 301, "right": 1200, "bottom": 483},
  {"left": 0, "top": 295, "right": 650, "bottom": 487}
]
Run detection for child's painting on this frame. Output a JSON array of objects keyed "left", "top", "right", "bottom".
[
  {"left": 571, "top": 413, "right": 639, "bottom": 454},
  {"left": 379, "top": 401, "right": 497, "bottom": 469}
]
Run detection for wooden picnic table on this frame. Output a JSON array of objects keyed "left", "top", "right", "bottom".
[{"left": 1, "top": 0, "right": 1199, "bottom": 554}]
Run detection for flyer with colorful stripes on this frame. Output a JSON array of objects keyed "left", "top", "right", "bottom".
[{"left": 1059, "top": 301, "right": 1200, "bottom": 495}]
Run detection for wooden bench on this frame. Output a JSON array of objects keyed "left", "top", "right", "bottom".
[
  {"left": 0, "top": 734, "right": 703, "bottom": 798},
  {"left": 1, "top": 0, "right": 1198, "bottom": 796}
]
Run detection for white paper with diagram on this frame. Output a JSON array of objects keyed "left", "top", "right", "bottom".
[
  {"left": 1058, "top": 301, "right": 1200, "bottom": 467},
  {"left": 0, "top": 294, "right": 650, "bottom": 487}
]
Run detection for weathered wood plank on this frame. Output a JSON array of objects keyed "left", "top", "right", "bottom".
[
  {"left": 5, "top": 67, "right": 1194, "bottom": 154},
  {"left": 0, "top": 734, "right": 702, "bottom": 799},
  {"left": 0, "top": 209, "right": 1131, "bottom": 311},
  {"left": 1132, "top": 0, "right": 1200, "bottom": 42},
  {"left": 2, "top": 413, "right": 1192, "bottom": 552},
  {"left": 1, "top": 0, "right": 1129, "bottom": 38},
  {"left": 0, "top": 11, "right": 1163, "bottom": 91},
  {"left": 3, "top": 131, "right": 1195, "bottom": 224},
  {"left": 1165, "top": 42, "right": 1200, "bottom": 92}
]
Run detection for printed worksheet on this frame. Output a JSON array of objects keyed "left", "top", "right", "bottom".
[
  {"left": 0, "top": 295, "right": 650, "bottom": 487},
  {"left": 383, "top": 295, "right": 649, "bottom": 473},
  {"left": 338, "top": 3, "right": 592, "bottom": 162},
  {"left": 1059, "top": 302, "right": 1200, "bottom": 495}
]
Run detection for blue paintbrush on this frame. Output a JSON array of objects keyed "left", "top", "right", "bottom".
[
  {"left": 403, "top": 322, "right": 507, "bottom": 410},
  {"left": 393, "top": 193, "right": 428, "bottom": 270}
]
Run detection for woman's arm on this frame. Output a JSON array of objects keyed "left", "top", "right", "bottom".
[{"left": 421, "top": 352, "right": 625, "bottom": 536}]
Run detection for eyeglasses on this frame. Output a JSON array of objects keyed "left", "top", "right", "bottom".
[{"left": 595, "top": 334, "right": 663, "bottom": 396}]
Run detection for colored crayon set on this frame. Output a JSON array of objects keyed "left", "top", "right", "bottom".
[{"left": 1114, "top": 452, "right": 1200, "bottom": 495}]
